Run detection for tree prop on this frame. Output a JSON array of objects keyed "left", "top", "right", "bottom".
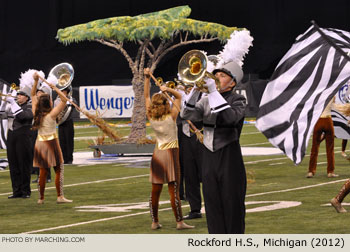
[{"left": 56, "top": 5, "right": 244, "bottom": 143}]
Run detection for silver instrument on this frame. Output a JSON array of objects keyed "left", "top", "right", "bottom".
[
  {"left": 49, "top": 63, "right": 74, "bottom": 125},
  {"left": 48, "top": 62, "right": 74, "bottom": 95},
  {"left": 178, "top": 50, "right": 220, "bottom": 92}
]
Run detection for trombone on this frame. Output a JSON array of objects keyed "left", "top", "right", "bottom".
[
  {"left": 148, "top": 72, "right": 204, "bottom": 143},
  {"left": 0, "top": 92, "right": 17, "bottom": 99},
  {"left": 155, "top": 76, "right": 192, "bottom": 94},
  {"left": 178, "top": 50, "right": 221, "bottom": 92},
  {"left": 0, "top": 83, "right": 19, "bottom": 101}
]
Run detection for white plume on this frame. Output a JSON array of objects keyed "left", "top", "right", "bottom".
[
  {"left": 19, "top": 69, "right": 45, "bottom": 90},
  {"left": 46, "top": 74, "right": 58, "bottom": 86},
  {"left": 207, "top": 59, "right": 216, "bottom": 73},
  {"left": 218, "top": 29, "right": 253, "bottom": 67}
]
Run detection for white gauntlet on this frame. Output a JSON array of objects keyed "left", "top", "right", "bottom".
[{"left": 204, "top": 79, "right": 230, "bottom": 113}]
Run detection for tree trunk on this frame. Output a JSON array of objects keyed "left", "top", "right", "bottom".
[{"left": 125, "top": 74, "right": 146, "bottom": 143}]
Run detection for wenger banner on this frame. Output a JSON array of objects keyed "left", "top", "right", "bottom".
[{"left": 79, "top": 86, "right": 134, "bottom": 118}]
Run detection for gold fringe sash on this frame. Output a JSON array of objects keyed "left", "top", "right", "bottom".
[
  {"left": 37, "top": 133, "right": 58, "bottom": 141},
  {"left": 157, "top": 140, "right": 178, "bottom": 150}
]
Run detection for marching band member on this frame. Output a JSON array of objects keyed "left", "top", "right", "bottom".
[
  {"left": 31, "top": 73, "right": 72, "bottom": 204},
  {"left": 144, "top": 68, "right": 194, "bottom": 230},
  {"left": 54, "top": 86, "right": 75, "bottom": 165},
  {"left": 178, "top": 104, "right": 204, "bottom": 220},
  {"left": 2, "top": 81, "right": 33, "bottom": 199},
  {"left": 180, "top": 61, "right": 247, "bottom": 234}
]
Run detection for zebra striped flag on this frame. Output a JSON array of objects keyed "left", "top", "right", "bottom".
[
  {"left": 332, "top": 110, "right": 350, "bottom": 139},
  {"left": 331, "top": 81, "right": 350, "bottom": 139},
  {"left": 256, "top": 22, "right": 350, "bottom": 164}
]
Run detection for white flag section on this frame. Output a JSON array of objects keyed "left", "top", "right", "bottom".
[
  {"left": 79, "top": 86, "right": 134, "bottom": 118},
  {"left": 0, "top": 80, "right": 10, "bottom": 149},
  {"left": 332, "top": 82, "right": 350, "bottom": 139},
  {"left": 256, "top": 24, "right": 350, "bottom": 164}
]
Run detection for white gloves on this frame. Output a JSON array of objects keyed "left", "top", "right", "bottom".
[
  {"left": 5, "top": 96, "right": 16, "bottom": 104},
  {"left": 203, "top": 78, "right": 217, "bottom": 93}
]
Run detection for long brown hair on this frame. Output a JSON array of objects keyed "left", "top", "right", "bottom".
[
  {"left": 148, "top": 93, "right": 171, "bottom": 120},
  {"left": 32, "top": 94, "right": 52, "bottom": 130}
]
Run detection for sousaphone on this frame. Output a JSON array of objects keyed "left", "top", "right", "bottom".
[{"left": 48, "top": 63, "right": 74, "bottom": 125}]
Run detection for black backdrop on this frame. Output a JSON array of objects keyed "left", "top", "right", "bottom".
[{"left": 1, "top": 0, "right": 349, "bottom": 87}]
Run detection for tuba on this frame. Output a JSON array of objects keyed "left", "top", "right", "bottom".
[
  {"left": 178, "top": 50, "right": 220, "bottom": 92},
  {"left": 48, "top": 63, "right": 74, "bottom": 125},
  {"left": 48, "top": 62, "right": 74, "bottom": 94}
]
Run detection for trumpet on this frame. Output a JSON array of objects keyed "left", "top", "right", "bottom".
[
  {"left": 0, "top": 92, "right": 17, "bottom": 99},
  {"left": 178, "top": 50, "right": 220, "bottom": 92}
]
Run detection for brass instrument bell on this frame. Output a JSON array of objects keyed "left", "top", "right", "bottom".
[
  {"left": 178, "top": 50, "right": 220, "bottom": 92},
  {"left": 178, "top": 50, "right": 207, "bottom": 84},
  {"left": 48, "top": 62, "right": 74, "bottom": 92},
  {"left": 165, "top": 81, "right": 176, "bottom": 89},
  {"left": 10, "top": 83, "right": 20, "bottom": 91},
  {"left": 156, "top": 77, "right": 164, "bottom": 85}
]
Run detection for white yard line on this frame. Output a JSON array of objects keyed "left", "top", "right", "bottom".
[
  {"left": 269, "top": 162, "right": 285, "bottom": 166},
  {"left": 244, "top": 148, "right": 342, "bottom": 164},
  {"left": 21, "top": 205, "right": 190, "bottom": 234},
  {"left": 0, "top": 174, "right": 149, "bottom": 196},
  {"left": 246, "top": 179, "right": 348, "bottom": 198},
  {"left": 0, "top": 149, "right": 344, "bottom": 195},
  {"left": 21, "top": 177, "right": 348, "bottom": 234}
]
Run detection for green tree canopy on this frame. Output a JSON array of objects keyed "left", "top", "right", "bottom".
[
  {"left": 56, "top": 5, "right": 247, "bottom": 143},
  {"left": 57, "top": 5, "right": 240, "bottom": 44}
]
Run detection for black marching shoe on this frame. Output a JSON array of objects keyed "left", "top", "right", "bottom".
[
  {"left": 8, "top": 194, "right": 22, "bottom": 199},
  {"left": 22, "top": 195, "right": 30, "bottom": 199},
  {"left": 183, "top": 212, "right": 202, "bottom": 220}
]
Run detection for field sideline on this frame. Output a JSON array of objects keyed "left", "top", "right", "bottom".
[{"left": 0, "top": 120, "right": 350, "bottom": 234}]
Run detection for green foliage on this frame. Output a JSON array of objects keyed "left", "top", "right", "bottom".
[{"left": 56, "top": 5, "right": 241, "bottom": 44}]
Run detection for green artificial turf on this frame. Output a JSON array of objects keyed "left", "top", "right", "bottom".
[{"left": 1, "top": 120, "right": 349, "bottom": 234}]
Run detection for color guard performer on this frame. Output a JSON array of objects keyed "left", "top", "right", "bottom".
[
  {"left": 144, "top": 68, "right": 194, "bottom": 230},
  {"left": 32, "top": 72, "right": 72, "bottom": 204}
]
